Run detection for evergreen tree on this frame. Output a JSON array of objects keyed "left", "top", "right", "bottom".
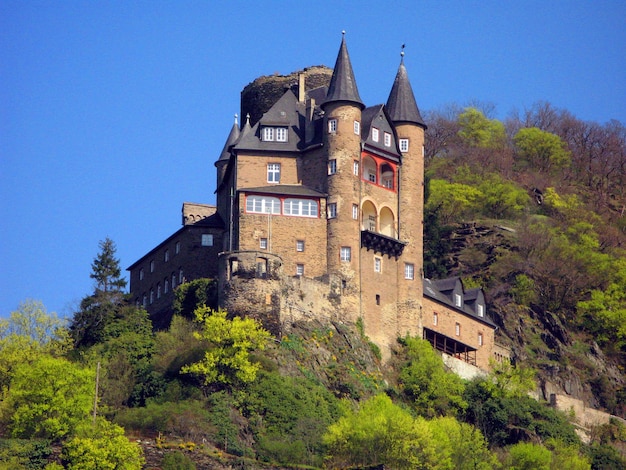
[{"left": 90, "top": 237, "right": 126, "bottom": 294}]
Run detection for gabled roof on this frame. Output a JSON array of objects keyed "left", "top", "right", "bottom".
[
  {"left": 234, "top": 91, "right": 306, "bottom": 153},
  {"left": 386, "top": 56, "right": 426, "bottom": 128},
  {"left": 361, "top": 104, "right": 402, "bottom": 161},
  {"left": 322, "top": 33, "right": 364, "bottom": 110},
  {"left": 423, "top": 277, "right": 496, "bottom": 328}
]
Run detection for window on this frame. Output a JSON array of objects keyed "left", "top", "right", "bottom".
[
  {"left": 340, "top": 246, "right": 351, "bottom": 262},
  {"left": 372, "top": 127, "right": 379, "bottom": 142},
  {"left": 164, "top": 250, "right": 169, "bottom": 262},
  {"left": 353, "top": 160, "right": 359, "bottom": 175},
  {"left": 399, "top": 138, "right": 409, "bottom": 152},
  {"left": 276, "top": 127, "right": 288, "bottom": 142},
  {"left": 262, "top": 127, "right": 274, "bottom": 141},
  {"left": 142, "top": 295, "right": 147, "bottom": 308},
  {"left": 478, "top": 332, "right": 484, "bottom": 346},
  {"left": 260, "top": 238, "right": 268, "bottom": 249},
  {"left": 352, "top": 204, "right": 359, "bottom": 220},
  {"left": 150, "top": 260, "right": 155, "bottom": 273},
  {"left": 455, "top": 293, "right": 462, "bottom": 307},
  {"left": 455, "top": 322, "right": 461, "bottom": 336},
  {"left": 202, "top": 234, "right": 213, "bottom": 246},
  {"left": 477, "top": 304, "right": 484, "bottom": 317},
  {"left": 328, "top": 159, "right": 337, "bottom": 175},
  {"left": 172, "top": 274, "right": 176, "bottom": 289},
  {"left": 374, "top": 257, "right": 382, "bottom": 273},
  {"left": 328, "top": 119, "right": 337, "bottom": 133},
  {"left": 164, "top": 279, "right": 169, "bottom": 294},
  {"left": 139, "top": 268, "right": 144, "bottom": 281},
  {"left": 296, "top": 264, "right": 304, "bottom": 276},
  {"left": 246, "top": 195, "right": 280, "bottom": 214},
  {"left": 175, "top": 241, "right": 180, "bottom": 254},
  {"left": 368, "top": 215, "right": 376, "bottom": 231},
  {"left": 267, "top": 163, "right": 281, "bottom": 183},
  {"left": 179, "top": 269, "right": 184, "bottom": 284},
  {"left": 284, "top": 198, "right": 318, "bottom": 217},
  {"left": 405, "top": 263, "right": 415, "bottom": 280},
  {"left": 368, "top": 170, "right": 377, "bottom": 183},
  {"left": 296, "top": 240, "right": 305, "bottom": 252},
  {"left": 327, "top": 203, "right": 337, "bottom": 219},
  {"left": 384, "top": 132, "right": 391, "bottom": 147},
  {"left": 376, "top": 294, "right": 381, "bottom": 305},
  {"left": 157, "top": 284, "right": 161, "bottom": 299},
  {"left": 354, "top": 120, "right": 360, "bottom": 135},
  {"left": 150, "top": 289, "right": 154, "bottom": 304},
  {"left": 433, "top": 312, "right": 438, "bottom": 325}
]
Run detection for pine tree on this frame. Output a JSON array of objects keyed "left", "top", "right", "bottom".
[{"left": 90, "top": 238, "right": 127, "bottom": 294}]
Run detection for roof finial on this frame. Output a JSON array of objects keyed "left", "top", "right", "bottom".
[
  {"left": 234, "top": 113, "right": 238, "bottom": 125},
  {"left": 401, "top": 43, "right": 405, "bottom": 60},
  {"left": 246, "top": 113, "right": 250, "bottom": 125},
  {"left": 342, "top": 30, "right": 346, "bottom": 36}
]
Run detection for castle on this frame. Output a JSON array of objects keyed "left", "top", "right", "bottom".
[{"left": 128, "top": 34, "right": 504, "bottom": 369}]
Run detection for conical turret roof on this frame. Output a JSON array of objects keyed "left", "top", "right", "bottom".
[
  {"left": 323, "top": 32, "right": 364, "bottom": 110},
  {"left": 217, "top": 115, "right": 241, "bottom": 163},
  {"left": 386, "top": 54, "right": 426, "bottom": 128}
]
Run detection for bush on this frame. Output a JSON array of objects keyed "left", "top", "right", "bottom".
[
  {"left": 0, "top": 439, "right": 51, "bottom": 469},
  {"left": 162, "top": 451, "right": 197, "bottom": 470}
]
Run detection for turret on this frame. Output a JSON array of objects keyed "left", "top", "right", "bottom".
[
  {"left": 322, "top": 32, "right": 365, "bottom": 278},
  {"left": 386, "top": 50, "right": 427, "bottom": 336}
]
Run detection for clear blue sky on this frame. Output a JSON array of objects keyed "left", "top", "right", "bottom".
[{"left": 1, "top": 1, "right": 625, "bottom": 319}]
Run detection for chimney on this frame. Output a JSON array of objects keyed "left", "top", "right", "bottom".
[{"left": 298, "top": 73, "right": 306, "bottom": 103}]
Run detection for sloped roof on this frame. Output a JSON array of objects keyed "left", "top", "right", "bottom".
[
  {"left": 386, "top": 57, "right": 426, "bottom": 128},
  {"left": 239, "top": 184, "right": 326, "bottom": 198},
  {"left": 361, "top": 104, "right": 402, "bottom": 161},
  {"left": 217, "top": 116, "right": 241, "bottom": 163},
  {"left": 322, "top": 33, "right": 364, "bottom": 110}
]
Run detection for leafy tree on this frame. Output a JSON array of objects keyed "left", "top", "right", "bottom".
[
  {"left": 425, "top": 179, "right": 482, "bottom": 223},
  {"left": 508, "top": 442, "right": 552, "bottom": 470},
  {"left": 514, "top": 127, "right": 571, "bottom": 172},
  {"left": 90, "top": 237, "right": 127, "bottom": 294},
  {"left": 458, "top": 107, "right": 506, "bottom": 148},
  {"left": 323, "top": 394, "right": 440, "bottom": 469},
  {"left": 398, "top": 337, "right": 466, "bottom": 418},
  {"left": 2, "top": 356, "right": 95, "bottom": 440},
  {"left": 61, "top": 417, "right": 144, "bottom": 470},
  {"left": 182, "top": 307, "right": 271, "bottom": 389},
  {"left": 545, "top": 439, "right": 590, "bottom": 470},
  {"left": 475, "top": 173, "right": 530, "bottom": 219},
  {"left": 0, "top": 300, "right": 70, "bottom": 390},
  {"left": 489, "top": 359, "right": 536, "bottom": 399},
  {"left": 172, "top": 278, "right": 218, "bottom": 320}
]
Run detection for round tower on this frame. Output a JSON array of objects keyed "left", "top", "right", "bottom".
[
  {"left": 386, "top": 52, "right": 427, "bottom": 336},
  {"left": 322, "top": 33, "right": 365, "bottom": 280}
]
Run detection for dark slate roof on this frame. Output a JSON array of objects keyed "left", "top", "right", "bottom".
[
  {"left": 386, "top": 57, "right": 426, "bottom": 128},
  {"left": 322, "top": 33, "right": 364, "bottom": 110},
  {"left": 239, "top": 184, "right": 327, "bottom": 198},
  {"left": 234, "top": 91, "right": 306, "bottom": 153},
  {"left": 423, "top": 277, "right": 496, "bottom": 328},
  {"left": 217, "top": 116, "right": 241, "bottom": 163}
]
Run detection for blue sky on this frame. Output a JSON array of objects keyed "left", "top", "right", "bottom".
[{"left": 1, "top": 1, "right": 625, "bottom": 319}]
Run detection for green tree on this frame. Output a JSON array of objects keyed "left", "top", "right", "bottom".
[
  {"left": 508, "top": 442, "right": 552, "bottom": 470},
  {"left": 172, "top": 278, "right": 218, "bottom": 320},
  {"left": 458, "top": 107, "right": 506, "bottom": 148},
  {"left": 545, "top": 439, "right": 590, "bottom": 470},
  {"left": 0, "top": 300, "right": 70, "bottom": 389},
  {"left": 398, "top": 337, "right": 466, "bottom": 417},
  {"left": 61, "top": 417, "right": 144, "bottom": 470},
  {"left": 323, "top": 394, "right": 441, "bottom": 469},
  {"left": 90, "top": 237, "right": 127, "bottom": 294},
  {"left": 489, "top": 359, "right": 536, "bottom": 399},
  {"left": 3, "top": 356, "right": 95, "bottom": 439},
  {"left": 426, "top": 179, "right": 482, "bottom": 223},
  {"left": 182, "top": 307, "right": 271, "bottom": 388},
  {"left": 514, "top": 127, "right": 571, "bottom": 172}
]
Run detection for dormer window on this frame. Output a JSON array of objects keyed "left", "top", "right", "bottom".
[
  {"left": 263, "top": 127, "right": 274, "bottom": 141},
  {"left": 455, "top": 293, "right": 462, "bottom": 307},
  {"left": 276, "top": 127, "right": 288, "bottom": 142},
  {"left": 384, "top": 132, "right": 391, "bottom": 147},
  {"left": 477, "top": 303, "right": 484, "bottom": 317},
  {"left": 372, "top": 128, "right": 379, "bottom": 142}
]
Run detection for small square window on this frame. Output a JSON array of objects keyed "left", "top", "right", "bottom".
[
  {"left": 384, "top": 132, "right": 391, "bottom": 147},
  {"left": 376, "top": 294, "right": 381, "bottom": 305},
  {"left": 478, "top": 332, "right": 484, "bottom": 346},
  {"left": 267, "top": 163, "right": 281, "bottom": 183},
  {"left": 455, "top": 322, "right": 461, "bottom": 336},
  {"left": 374, "top": 257, "right": 382, "bottom": 273},
  {"left": 368, "top": 171, "right": 376, "bottom": 183},
  {"left": 260, "top": 238, "right": 268, "bottom": 249},
  {"left": 150, "top": 260, "right": 155, "bottom": 273},
  {"left": 328, "top": 119, "right": 337, "bottom": 133},
  {"left": 328, "top": 159, "right": 337, "bottom": 175},
  {"left": 179, "top": 269, "right": 184, "bottom": 284},
  {"left": 340, "top": 246, "right": 351, "bottom": 262},
  {"left": 433, "top": 312, "right": 438, "bottom": 325},
  {"left": 372, "top": 127, "right": 379, "bottom": 142},
  {"left": 276, "top": 127, "right": 288, "bottom": 142},
  {"left": 164, "top": 250, "right": 169, "bottom": 262},
  {"left": 164, "top": 279, "right": 169, "bottom": 294},
  {"left": 296, "top": 264, "right": 304, "bottom": 276},
  {"left": 139, "top": 268, "right": 144, "bottom": 281},
  {"left": 353, "top": 160, "right": 359, "bottom": 175},
  {"left": 150, "top": 289, "right": 154, "bottom": 304},
  {"left": 175, "top": 241, "right": 181, "bottom": 254},
  {"left": 296, "top": 240, "right": 305, "bottom": 252},
  {"left": 157, "top": 284, "right": 161, "bottom": 299},
  {"left": 202, "top": 234, "right": 213, "bottom": 246},
  {"left": 354, "top": 120, "right": 360, "bottom": 135},
  {"left": 327, "top": 203, "right": 337, "bottom": 219},
  {"left": 404, "top": 263, "right": 414, "bottom": 280},
  {"left": 399, "top": 138, "right": 409, "bottom": 152},
  {"left": 352, "top": 204, "right": 359, "bottom": 220}
]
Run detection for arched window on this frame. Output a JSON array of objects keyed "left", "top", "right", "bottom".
[
  {"left": 381, "top": 163, "right": 394, "bottom": 189},
  {"left": 361, "top": 201, "right": 377, "bottom": 231},
  {"left": 379, "top": 206, "right": 395, "bottom": 237},
  {"left": 362, "top": 156, "right": 377, "bottom": 184}
]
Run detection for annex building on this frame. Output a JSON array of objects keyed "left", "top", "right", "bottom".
[{"left": 128, "top": 34, "right": 504, "bottom": 369}]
